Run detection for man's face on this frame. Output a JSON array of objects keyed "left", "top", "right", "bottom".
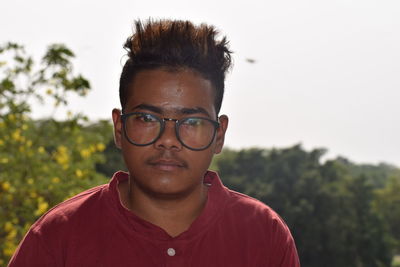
[{"left": 112, "top": 69, "right": 228, "bottom": 198}]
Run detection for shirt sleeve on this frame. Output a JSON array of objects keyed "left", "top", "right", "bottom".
[{"left": 8, "top": 229, "right": 57, "bottom": 267}]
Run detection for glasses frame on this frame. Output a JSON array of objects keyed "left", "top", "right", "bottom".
[{"left": 121, "top": 112, "right": 220, "bottom": 151}]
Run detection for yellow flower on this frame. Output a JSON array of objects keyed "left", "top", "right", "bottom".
[
  {"left": 75, "top": 169, "right": 83, "bottom": 178},
  {"left": 54, "top": 145, "right": 69, "bottom": 167},
  {"left": 80, "top": 148, "right": 91, "bottom": 158},
  {"left": 96, "top": 143, "right": 106, "bottom": 152},
  {"left": 58, "top": 145, "right": 67, "bottom": 153},
  {"left": 38, "top": 146, "right": 45, "bottom": 153},
  {"left": 3, "top": 240, "right": 17, "bottom": 257},
  {"left": 4, "top": 222, "right": 13, "bottom": 232},
  {"left": 11, "top": 129, "right": 22, "bottom": 142},
  {"left": 2, "top": 181, "right": 11, "bottom": 191},
  {"left": 22, "top": 124, "right": 28, "bottom": 130},
  {"left": 52, "top": 177, "right": 60, "bottom": 183},
  {"left": 6, "top": 228, "right": 17, "bottom": 240},
  {"left": 0, "top": 139, "right": 4, "bottom": 146},
  {"left": 1, "top": 158, "right": 9, "bottom": 164},
  {"left": 27, "top": 178, "right": 34, "bottom": 185},
  {"left": 34, "top": 197, "right": 49, "bottom": 216},
  {"left": 29, "top": 191, "right": 37, "bottom": 198}
]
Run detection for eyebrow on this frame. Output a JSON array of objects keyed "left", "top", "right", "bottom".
[
  {"left": 131, "top": 104, "right": 162, "bottom": 114},
  {"left": 180, "top": 107, "right": 211, "bottom": 117},
  {"left": 130, "top": 104, "right": 211, "bottom": 118}
]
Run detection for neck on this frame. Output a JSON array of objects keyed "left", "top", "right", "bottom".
[{"left": 118, "top": 179, "right": 208, "bottom": 237}]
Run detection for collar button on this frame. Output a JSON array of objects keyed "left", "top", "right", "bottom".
[{"left": 167, "top": 247, "right": 176, "bottom": 256}]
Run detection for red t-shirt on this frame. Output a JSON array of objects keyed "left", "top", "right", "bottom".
[{"left": 9, "top": 171, "right": 300, "bottom": 267}]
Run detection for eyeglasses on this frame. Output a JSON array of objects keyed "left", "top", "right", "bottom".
[{"left": 121, "top": 112, "right": 220, "bottom": 151}]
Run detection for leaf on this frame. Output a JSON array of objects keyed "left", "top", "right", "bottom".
[
  {"left": 0, "top": 79, "right": 15, "bottom": 91},
  {"left": 42, "top": 44, "right": 75, "bottom": 67}
]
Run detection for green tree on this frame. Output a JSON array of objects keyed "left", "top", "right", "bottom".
[
  {"left": 0, "top": 43, "right": 109, "bottom": 264},
  {"left": 212, "top": 145, "right": 393, "bottom": 267},
  {"left": 373, "top": 175, "right": 400, "bottom": 254}
]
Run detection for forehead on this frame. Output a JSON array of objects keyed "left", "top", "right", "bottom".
[{"left": 126, "top": 69, "right": 217, "bottom": 116}]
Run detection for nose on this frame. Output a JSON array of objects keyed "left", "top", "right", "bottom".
[{"left": 153, "top": 119, "right": 182, "bottom": 151}]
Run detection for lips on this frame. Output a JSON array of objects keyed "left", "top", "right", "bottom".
[{"left": 147, "top": 158, "right": 187, "bottom": 171}]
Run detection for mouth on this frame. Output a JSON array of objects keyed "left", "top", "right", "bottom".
[{"left": 147, "top": 158, "right": 187, "bottom": 171}]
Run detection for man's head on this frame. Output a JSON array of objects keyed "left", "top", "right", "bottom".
[
  {"left": 119, "top": 19, "right": 232, "bottom": 115},
  {"left": 113, "top": 19, "right": 232, "bottom": 199}
]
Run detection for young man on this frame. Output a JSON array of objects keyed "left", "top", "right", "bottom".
[{"left": 9, "top": 19, "right": 300, "bottom": 266}]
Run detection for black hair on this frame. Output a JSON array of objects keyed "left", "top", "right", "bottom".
[{"left": 119, "top": 19, "right": 233, "bottom": 114}]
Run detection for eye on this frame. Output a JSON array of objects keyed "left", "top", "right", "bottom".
[
  {"left": 132, "top": 113, "right": 158, "bottom": 123},
  {"left": 141, "top": 114, "right": 157, "bottom": 122},
  {"left": 182, "top": 118, "right": 203, "bottom": 127}
]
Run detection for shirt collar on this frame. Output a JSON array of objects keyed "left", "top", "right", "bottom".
[{"left": 109, "top": 170, "right": 229, "bottom": 241}]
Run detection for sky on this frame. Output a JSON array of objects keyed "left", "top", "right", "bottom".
[{"left": 1, "top": 0, "right": 399, "bottom": 166}]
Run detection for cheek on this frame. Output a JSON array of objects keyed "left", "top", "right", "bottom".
[
  {"left": 193, "top": 150, "right": 214, "bottom": 172},
  {"left": 121, "top": 141, "right": 145, "bottom": 171}
]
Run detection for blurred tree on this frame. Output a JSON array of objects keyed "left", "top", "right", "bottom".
[
  {"left": 373, "top": 175, "right": 400, "bottom": 254},
  {"left": 0, "top": 43, "right": 109, "bottom": 265},
  {"left": 95, "top": 137, "right": 127, "bottom": 178},
  {"left": 338, "top": 157, "right": 399, "bottom": 188},
  {"left": 212, "top": 145, "right": 394, "bottom": 267}
]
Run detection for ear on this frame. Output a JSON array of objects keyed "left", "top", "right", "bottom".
[
  {"left": 112, "top": 109, "right": 123, "bottom": 149},
  {"left": 214, "top": 115, "right": 228, "bottom": 154}
]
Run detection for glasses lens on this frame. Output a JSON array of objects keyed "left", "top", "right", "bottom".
[
  {"left": 124, "top": 113, "right": 160, "bottom": 145},
  {"left": 178, "top": 118, "right": 217, "bottom": 149}
]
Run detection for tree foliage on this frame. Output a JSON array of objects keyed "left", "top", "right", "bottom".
[
  {"left": 0, "top": 43, "right": 109, "bottom": 265},
  {"left": 212, "top": 145, "right": 397, "bottom": 267},
  {"left": 373, "top": 175, "right": 400, "bottom": 254}
]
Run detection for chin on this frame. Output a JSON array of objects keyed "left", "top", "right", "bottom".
[{"left": 142, "top": 176, "right": 199, "bottom": 199}]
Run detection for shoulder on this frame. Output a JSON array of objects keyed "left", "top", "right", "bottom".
[
  {"left": 207, "top": 171, "right": 292, "bottom": 236},
  {"left": 223, "top": 189, "right": 300, "bottom": 266},
  {"left": 30, "top": 171, "right": 130, "bottom": 234},
  {"left": 8, "top": 183, "right": 112, "bottom": 266},
  {"left": 30, "top": 183, "right": 109, "bottom": 235},
  {"left": 224, "top": 188, "right": 294, "bottom": 241},
  {"left": 227, "top": 189, "right": 284, "bottom": 222}
]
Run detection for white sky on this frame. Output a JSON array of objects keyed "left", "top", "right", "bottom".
[{"left": 1, "top": 0, "right": 399, "bottom": 166}]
